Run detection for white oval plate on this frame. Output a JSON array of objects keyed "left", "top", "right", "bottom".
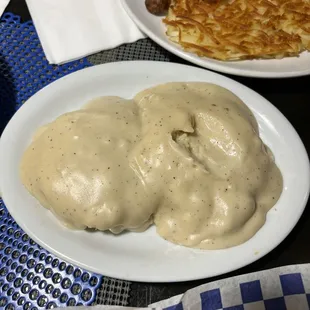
[
  {"left": 0, "top": 61, "right": 309, "bottom": 282},
  {"left": 122, "top": 0, "right": 310, "bottom": 78}
]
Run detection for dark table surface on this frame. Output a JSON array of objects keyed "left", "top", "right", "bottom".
[{"left": 4, "top": 0, "right": 310, "bottom": 307}]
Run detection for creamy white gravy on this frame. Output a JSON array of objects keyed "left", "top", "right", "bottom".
[{"left": 20, "top": 82, "right": 283, "bottom": 249}]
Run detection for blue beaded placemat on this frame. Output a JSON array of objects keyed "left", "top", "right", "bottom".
[{"left": 0, "top": 13, "right": 131, "bottom": 309}]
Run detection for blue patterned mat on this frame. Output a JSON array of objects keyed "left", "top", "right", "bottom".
[{"left": 0, "top": 13, "right": 130, "bottom": 309}]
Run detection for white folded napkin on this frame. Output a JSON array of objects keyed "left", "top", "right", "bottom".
[
  {"left": 0, "top": 0, "right": 10, "bottom": 17},
  {"left": 25, "top": 0, "right": 146, "bottom": 65}
]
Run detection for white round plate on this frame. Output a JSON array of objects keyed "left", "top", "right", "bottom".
[
  {"left": 122, "top": 0, "right": 310, "bottom": 78},
  {"left": 0, "top": 61, "right": 309, "bottom": 282}
]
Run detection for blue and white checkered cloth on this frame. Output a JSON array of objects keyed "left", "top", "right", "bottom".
[{"left": 151, "top": 264, "right": 310, "bottom": 310}]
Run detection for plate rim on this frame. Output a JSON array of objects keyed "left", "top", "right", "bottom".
[
  {"left": 0, "top": 61, "right": 309, "bottom": 282},
  {"left": 121, "top": 0, "right": 310, "bottom": 79}
]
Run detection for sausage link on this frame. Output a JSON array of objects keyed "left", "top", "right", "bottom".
[{"left": 145, "top": 0, "right": 171, "bottom": 15}]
